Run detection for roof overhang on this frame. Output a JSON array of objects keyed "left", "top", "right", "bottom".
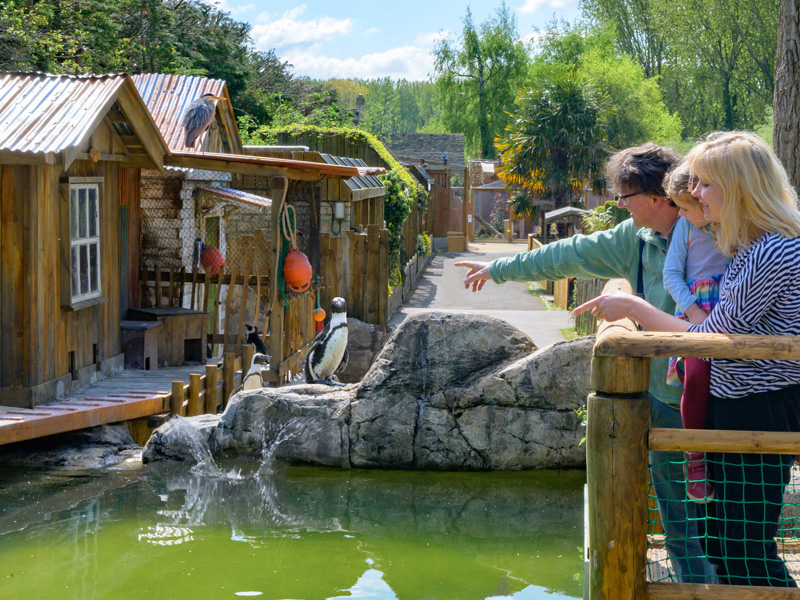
[
  {"left": 197, "top": 186, "right": 271, "bottom": 212},
  {"left": 544, "top": 207, "right": 591, "bottom": 223},
  {"left": 165, "top": 151, "right": 386, "bottom": 181}
]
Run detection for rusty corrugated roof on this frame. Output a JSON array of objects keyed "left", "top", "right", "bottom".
[
  {"left": 0, "top": 72, "right": 127, "bottom": 158},
  {"left": 132, "top": 74, "right": 237, "bottom": 153}
]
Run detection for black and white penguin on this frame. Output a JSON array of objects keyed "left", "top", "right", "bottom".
[
  {"left": 244, "top": 323, "right": 268, "bottom": 355},
  {"left": 304, "top": 297, "right": 349, "bottom": 385},
  {"left": 233, "top": 352, "right": 269, "bottom": 395}
]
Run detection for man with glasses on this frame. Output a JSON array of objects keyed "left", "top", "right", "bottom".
[{"left": 457, "top": 142, "right": 718, "bottom": 584}]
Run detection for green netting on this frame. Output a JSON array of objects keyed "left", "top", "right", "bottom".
[{"left": 646, "top": 451, "right": 800, "bottom": 586}]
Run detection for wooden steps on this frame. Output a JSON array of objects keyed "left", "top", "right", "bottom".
[{"left": 0, "top": 391, "right": 169, "bottom": 446}]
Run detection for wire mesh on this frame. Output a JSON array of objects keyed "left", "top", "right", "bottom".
[{"left": 646, "top": 452, "right": 800, "bottom": 586}]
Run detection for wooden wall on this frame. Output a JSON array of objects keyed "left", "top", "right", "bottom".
[{"left": 0, "top": 158, "right": 125, "bottom": 396}]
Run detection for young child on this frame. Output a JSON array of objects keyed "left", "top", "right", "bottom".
[{"left": 662, "top": 162, "right": 728, "bottom": 503}]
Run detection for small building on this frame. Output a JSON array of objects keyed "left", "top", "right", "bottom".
[{"left": 0, "top": 72, "right": 169, "bottom": 407}]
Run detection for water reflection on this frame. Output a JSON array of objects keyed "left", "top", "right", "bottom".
[{"left": 0, "top": 460, "right": 584, "bottom": 600}]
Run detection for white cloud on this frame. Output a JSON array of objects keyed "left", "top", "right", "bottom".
[
  {"left": 251, "top": 5, "right": 353, "bottom": 49},
  {"left": 364, "top": 27, "right": 381, "bottom": 36},
  {"left": 284, "top": 45, "right": 435, "bottom": 81},
  {"left": 520, "top": 0, "right": 573, "bottom": 13},
  {"left": 209, "top": 0, "right": 254, "bottom": 16},
  {"left": 414, "top": 30, "right": 450, "bottom": 46}
]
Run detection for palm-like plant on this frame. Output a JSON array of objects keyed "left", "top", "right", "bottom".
[{"left": 497, "top": 70, "right": 612, "bottom": 227}]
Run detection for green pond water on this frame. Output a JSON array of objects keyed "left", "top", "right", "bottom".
[{"left": 0, "top": 459, "right": 585, "bottom": 600}]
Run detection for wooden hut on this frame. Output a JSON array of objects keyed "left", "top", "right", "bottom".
[{"left": 0, "top": 72, "right": 169, "bottom": 407}]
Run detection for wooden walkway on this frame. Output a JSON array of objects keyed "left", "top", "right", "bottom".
[{"left": 0, "top": 364, "right": 211, "bottom": 446}]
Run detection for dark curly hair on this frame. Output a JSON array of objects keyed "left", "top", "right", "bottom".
[{"left": 605, "top": 143, "right": 682, "bottom": 199}]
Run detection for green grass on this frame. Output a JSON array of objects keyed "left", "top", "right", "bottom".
[
  {"left": 560, "top": 327, "right": 579, "bottom": 341},
  {"left": 527, "top": 281, "right": 558, "bottom": 310}
]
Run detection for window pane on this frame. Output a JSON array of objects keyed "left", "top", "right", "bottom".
[
  {"left": 80, "top": 244, "right": 89, "bottom": 295},
  {"left": 78, "top": 188, "right": 87, "bottom": 239},
  {"left": 71, "top": 246, "right": 79, "bottom": 297},
  {"left": 88, "top": 187, "right": 97, "bottom": 238},
  {"left": 70, "top": 189, "right": 78, "bottom": 241},
  {"left": 89, "top": 243, "right": 98, "bottom": 292}
]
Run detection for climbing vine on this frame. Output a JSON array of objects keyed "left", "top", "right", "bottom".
[{"left": 242, "top": 122, "right": 430, "bottom": 288}]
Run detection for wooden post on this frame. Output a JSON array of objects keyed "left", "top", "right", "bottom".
[
  {"left": 170, "top": 380, "right": 184, "bottom": 416},
  {"left": 223, "top": 351, "right": 235, "bottom": 407},
  {"left": 155, "top": 263, "right": 162, "bottom": 307},
  {"left": 187, "top": 373, "right": 202, "bottom": 416},
  {"left": 242, "top": 343, "right": 255, "bottom": 376},
  {"left": 588, "top": 279, "right": 650, "bottom": 600},
  {"left": 223, "top": 266, "right": 239, "bottom": 353},
  {"left": 268, "top": 179, "right": 284, "bottom": 387},
  {"left": 204, "top": 364, "right": 219, "bottom": 414}
]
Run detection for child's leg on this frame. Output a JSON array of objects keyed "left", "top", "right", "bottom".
[
  {"left": 681, "top": 357, "right": 711, "bottom": 429},
  {"left": 681, "top": 357, "right": 714, "bottom": 502}
]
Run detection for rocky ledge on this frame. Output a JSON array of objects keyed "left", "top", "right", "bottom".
[{"left": 144, "top": 312, "right": 591, "bottom": 470}]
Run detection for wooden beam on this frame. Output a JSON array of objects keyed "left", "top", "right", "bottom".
[
  {"left": 649, "top": 427, "right": 800, "bottom": 454},
  {"left": 648, "top": 582, "right": 800, "bottom": 600}
]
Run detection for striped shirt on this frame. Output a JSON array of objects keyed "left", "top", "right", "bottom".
[{"left": 687, "top": 233, "right": 800, "bottom": 398}]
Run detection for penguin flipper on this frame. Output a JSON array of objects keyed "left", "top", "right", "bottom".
[{"left": 334, "top": 348, "right": 349, "bottom": 375}]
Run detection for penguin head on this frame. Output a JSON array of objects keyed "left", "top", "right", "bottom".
[
  {"left": 245, "top": 323, "right": 257, "bottom": 336},
  {"left": 251, "top": 353, "right": 269, "bottom": 366},
  {"left": 331, "top": 297, "right": 347, "bottom": 314}
]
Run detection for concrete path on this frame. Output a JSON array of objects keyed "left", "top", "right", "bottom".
[{"left": 389, "top": 241, "right": 574, "bottom": 349}]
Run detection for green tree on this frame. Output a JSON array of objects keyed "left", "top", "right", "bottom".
[
  {"left": 496, "top": 70, "right": 611, "bottom": 223},
  {"left": 432, "top": 2, "right": 529, "bottom": 158}
]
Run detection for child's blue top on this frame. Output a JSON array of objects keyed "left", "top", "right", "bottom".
[{"left": 663, "top": 217, "right": 728, "bottom": 313}]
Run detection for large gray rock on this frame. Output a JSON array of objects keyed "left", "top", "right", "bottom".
[
  {"left": 145, "top": 312, "right": 591, "bottom": 470},
  {"left": 337, "top": 318, "right": 390, "bottom": 383},
  {"left": 142, "top": 414, "right": 220, "bottom": 465}
]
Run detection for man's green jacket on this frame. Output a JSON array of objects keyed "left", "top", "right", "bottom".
[{"left": 488, "top": 218, "right": 682, "bottom": 407}]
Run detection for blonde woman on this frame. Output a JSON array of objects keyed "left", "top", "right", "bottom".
[{"left": 575, "top": 131, "right": 800, "bottom": 587}]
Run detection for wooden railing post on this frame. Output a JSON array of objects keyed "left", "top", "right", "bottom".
[
  {"left": 223, "top": 352, "right": 235, "bottom": 406},
  {"left": 170, "top": 380, "right": 184, "bottom": 416},
  {"left": 204, "top": 364, "right": 219, "bottom": 414},
  {"left": 187, "top": 373, "right": 202, "bottom": 417},
  {"left": 588, "top": 280, "right": 651, "bottom": 600}
]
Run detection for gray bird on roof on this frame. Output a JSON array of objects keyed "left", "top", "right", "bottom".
[{"left": 181, "top": 93, "right": 225, "bottom": 149}]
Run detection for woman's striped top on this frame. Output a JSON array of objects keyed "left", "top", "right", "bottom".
[{"left": 687, "top": 233, "right": 800, "bottom": 399}]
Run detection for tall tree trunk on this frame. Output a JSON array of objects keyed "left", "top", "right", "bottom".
[
  {"left": 477, "top": 60, "right": 491, "bottom": 159},
  {"left": 774, "top": 0, "right": 800, "bottom": 189}
]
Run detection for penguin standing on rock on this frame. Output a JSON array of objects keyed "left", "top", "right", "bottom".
[
  {"left": 304, "top": 297, "right": 349, "bottom": 385},
  {"left": 233, "top": 353, "right": 269, "bottom": 395}
]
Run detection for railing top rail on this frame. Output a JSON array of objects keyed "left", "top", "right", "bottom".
[{"left": 592, "top": 279, "right": 800, "bottom": 361}]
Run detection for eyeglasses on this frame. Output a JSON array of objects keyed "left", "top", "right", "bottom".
[{"left": 614, "top": 190, "right": 643, "bottom": 202}]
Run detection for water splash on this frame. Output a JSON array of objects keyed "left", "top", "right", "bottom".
[{"left": 251, "top": 416, "right": 319, "bottom": 477}]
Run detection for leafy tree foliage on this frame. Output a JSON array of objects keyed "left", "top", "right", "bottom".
[
  {"left": 496, "top": 70, "right": 611, "bottom": 221},
  {"left": 531, "top": 23, "right": 682, "bottom": 149},
  {"left": 432, "top": 2, "right": 529, "bottom": 158}
]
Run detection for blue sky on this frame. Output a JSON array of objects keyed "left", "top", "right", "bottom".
[{"left": 211, "top": 0, "right": 582, "bottom": 80}]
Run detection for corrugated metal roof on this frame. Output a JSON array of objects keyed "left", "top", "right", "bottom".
[
  {"left": 319, "top": 153, "right": 385, "bottom": 190},
  {"left": 196, "top": 186, "right": 271, "bottom": 211},
  {"left": 0, "top": 72, "right": 127, "bottom": 157},
  {"left": 132, "top": 74, "right": 230, "bottom": 153}
]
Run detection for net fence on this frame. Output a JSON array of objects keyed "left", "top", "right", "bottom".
[{"left": 646, "top": 451, "right": 800, "bottom": 586}]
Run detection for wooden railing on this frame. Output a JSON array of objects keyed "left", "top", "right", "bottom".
[
  {"left": 586, "top": 280, "right": 800, "bottom": 600},
  {"left": 588, "top": 279, "right": 800, "bottom": 600}
]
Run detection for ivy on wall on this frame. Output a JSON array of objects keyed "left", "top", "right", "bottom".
[{"left": 244, "top": 122, "right": 430, "bottom": 288}]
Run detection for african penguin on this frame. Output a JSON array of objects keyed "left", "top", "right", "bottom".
[
  {"left": 236, "top": 352, "right": 269, "bottom": 394},
  {"left": 245, "top": 323, "right": 268, "bottom": 355},
  {"left": 304, "top": 297, "right": 349, "bottom": 385}
]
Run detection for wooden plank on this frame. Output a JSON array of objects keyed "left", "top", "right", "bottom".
[
  {"left": 647, "top": 582, "right": 800, "bottom": 600},
  {"left": 223, "top": 266, "right": 239, "bottom": 353},
  {"left": 238, "top": 259, "right": 251, "bottom": 354},
  {"left": 0, "top": 395, "right": 163, "bottom": 446},
  {"left": 154, "top": 262, "right": 162, "bottom": 307},
  {"left": 169, "top": 266, "right": 176, "bottom": 307},
  {"left": 223, "top": 352, "right": 235, "bottom": 407},
  {"left": 649, "top": 427, "right": 800, "bottom": 454},
  {"left": 366, "top": 224, "right": 380, "bottom": 324},
  {"left": 191, "top": 267, "right": 199, "bottom": 310},
  {"left": 212, "top": 267, "right": 223, "bottom": 356},
  {"left": 253, "top": 265, "right": 261, "bottom": 332},
  {"left": 378, "top": 228, "right": 389, "bottom": 325},
  {"left": 178, "top": 266, "right": 186, "bottom": 309}
]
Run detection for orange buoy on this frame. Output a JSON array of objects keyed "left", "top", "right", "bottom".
[
  {"left": 283, "top": 247, "right": 312, "bottom": 293},
  {"left": 312, "top": 307, "right": 326, "bottom": 332},
  {"left": 200, "top": 246, "right": 226, "bottom": 275}
]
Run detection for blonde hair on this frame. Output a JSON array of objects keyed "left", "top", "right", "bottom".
[
  {"left": 664, "top": 161, "right": 700, "bottom": 211},
  {"left": 686, "top": 131, "right": 800, "bottom": 254}
]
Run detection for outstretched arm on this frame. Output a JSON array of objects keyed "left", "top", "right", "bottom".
[
  {"left": 573, "top": 292, "right": 692, "bottom": 332},
  {"left": 455, "top": 261, "right": 491, "bottom": 292}
]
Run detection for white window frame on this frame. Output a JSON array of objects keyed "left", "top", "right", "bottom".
[{"left": 69, "top": 183, "right": 102, "bottom": 303}]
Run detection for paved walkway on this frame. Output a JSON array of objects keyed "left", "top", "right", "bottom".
[{"left": 390, "top": 240, "right": 573, "bottom": 349}]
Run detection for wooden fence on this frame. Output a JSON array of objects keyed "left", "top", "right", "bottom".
[
  {"left": 574, "top": 278, "right": 606, "bottom": 335},
  {"left": 587, "top": 278, "right": 800, "bottom": 600}
]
